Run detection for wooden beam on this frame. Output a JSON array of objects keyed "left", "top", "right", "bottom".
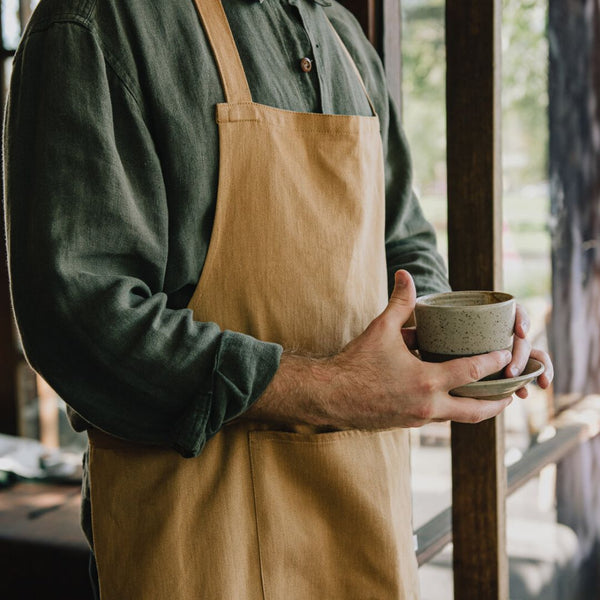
[
  {"left": 416, "top": 506, "right": 452, "bottom": 567},
  {"left": 339, "top": 0, "right": 380, "bottom": 49},
  {"left": 446, "top": 1, "right": 507, "bottom": 598},
  {"left": 416, "top": 395, "right": 600, "bottom": 566}
]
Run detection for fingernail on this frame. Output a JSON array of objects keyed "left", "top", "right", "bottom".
[
  {"left": 396, "top": 271, "right": 407, "bottom": 287},
  {"left": 509, "top": 365, "right": 518, "bottom": 377}
]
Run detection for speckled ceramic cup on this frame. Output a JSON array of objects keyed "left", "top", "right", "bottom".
[{"left": 414, "top": 291, "right": 515, "bottom": 378}]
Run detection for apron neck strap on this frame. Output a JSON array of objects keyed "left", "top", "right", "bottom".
[
  {"left": 325, "top": 19, "right": 377, "bottom": 117},
  {"left": 193, "top": 0, "right": 253, "bottom": 104}
]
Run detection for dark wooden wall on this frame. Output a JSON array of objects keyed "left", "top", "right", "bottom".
[
  {"left": 0, "top": 240, "right": 17, "bottom": 435},
  {"left": 548, "top": 0, "right": 600, "bottom": 401},
  {"left": 549, "top": 2, "right": 600, "bottom": 597},
  {"left": 0, "top": 7, "right": 19, "bottom": 436}
]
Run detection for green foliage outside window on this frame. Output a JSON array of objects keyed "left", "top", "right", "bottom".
[{"left": 402, "top": 0, "right": 551, "bottom": 298}]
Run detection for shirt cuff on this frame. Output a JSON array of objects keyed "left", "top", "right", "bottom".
[{"left": 171, "top": 330, "right": 283, "bottom": 457}]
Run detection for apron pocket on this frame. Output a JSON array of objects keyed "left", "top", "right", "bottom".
[{"left": 248, "top": 427, "right": 419, "bottom": 600}]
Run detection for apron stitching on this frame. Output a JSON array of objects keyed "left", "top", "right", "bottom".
[
  {"left": 247, "top": 427, "right": 398, "bottom": 444},
  {"left": 217, "top": 111, "right": 378, "bottom": 135},
  {"left": 248, "top": 434, "right": 268, "bottom": 600},
  {"left": 220, "top": 123, "right": 373, "bottom": 136},
  {"left": 217, "top": 101, "right": 379, "bottom": 122},
  {"left": 87, "top": 443, "right": 106, "bottom": 600}
]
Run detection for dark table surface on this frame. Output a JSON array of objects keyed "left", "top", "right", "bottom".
[{"left": 0, "top": 480, "right": 92, "bottom": 600}]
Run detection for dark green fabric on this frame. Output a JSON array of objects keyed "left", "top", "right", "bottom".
[{"left": 4, "top": 0, "right": 449, "bottom": 459}]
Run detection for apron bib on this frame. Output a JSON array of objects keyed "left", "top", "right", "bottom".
[{"left": 88, "top": 1, "right": 419, "bottom": 598}]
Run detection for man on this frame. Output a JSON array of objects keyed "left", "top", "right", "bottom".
[{"left": 4, "top": 0, "right": 552, "bottom": 598}]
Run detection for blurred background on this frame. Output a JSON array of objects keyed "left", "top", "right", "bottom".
[{"left": 403, "top": 1, "right": 600, "bottom": 598}]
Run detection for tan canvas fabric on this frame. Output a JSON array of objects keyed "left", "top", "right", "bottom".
[{"left": 88, "top": 1, "right": 419, "bottom": 598}]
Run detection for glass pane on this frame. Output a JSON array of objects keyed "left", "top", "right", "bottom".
[
  {"left": 501, "top": 0, "right": 551, "bottom": 464},
  {"left": 402, "top": 4, "right": 452, "bottom": 592},
  {"left": 501, "top": 0, "right": 552, "bottom": 478},
  {"left": 502, "top": 0, "right": 551, "bottom": 307},
  {"left": 401, "top": 0, "right": 448, "bottom": 265}
]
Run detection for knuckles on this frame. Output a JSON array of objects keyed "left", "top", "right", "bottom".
[
  {"left": 416, "top": 370, "right": 441, "bottom": 397},
  {"left": 467, "top": 408, "right": 487, "bottom": 424},
  {"left": 411, "top": 400, "right": 434, "bottom": 423},
  {"left": 468, "top": 361, "right": 484, "bottom": 382}
]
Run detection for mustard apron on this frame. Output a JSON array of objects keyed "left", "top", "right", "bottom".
[{"left": 88, "top": 1, "right": 419, "bottom": 597}]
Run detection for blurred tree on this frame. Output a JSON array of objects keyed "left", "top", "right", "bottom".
[
  {"left": 502, "top": 0, "right": 548, "bottom": 191},
  {"left": 402, "top": 0, "right": 548, "bottom": 191},
  {"left": 402, "top": 0, "right": 446, "bottom": 188},
  {"left": 549, "top": 1, "right": 600, "bottom": 597}
]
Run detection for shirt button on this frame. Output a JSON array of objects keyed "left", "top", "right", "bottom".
[{"left": 300, "top": 57, "right": 313, "bottom": 73}]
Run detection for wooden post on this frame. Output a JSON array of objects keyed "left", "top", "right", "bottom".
[
  {"left": 446, "top": 1, "right": 507, "bottom": 598},
  {"left": 339, "top": 0, "right": 380, "bottom": 48}
]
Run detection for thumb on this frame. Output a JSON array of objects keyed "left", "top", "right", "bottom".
[{"left": 384, "top": 270, "right": 416, "bottom": 325}]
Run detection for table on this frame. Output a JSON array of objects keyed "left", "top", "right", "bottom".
[{"left": 0, "top": 481, "right": 92, "bottom": 600}]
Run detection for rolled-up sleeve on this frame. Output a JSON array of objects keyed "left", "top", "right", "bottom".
[{"left": 4, "top": 21, "right": 282, "bottom": 458}]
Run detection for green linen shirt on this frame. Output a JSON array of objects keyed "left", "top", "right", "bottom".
[{"left": 4, "top": 0, "right": 450, "bottom": 459}]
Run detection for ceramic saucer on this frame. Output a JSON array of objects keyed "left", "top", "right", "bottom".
[{"left": 450, "top": 358, "right": 545, "bottom": 400}]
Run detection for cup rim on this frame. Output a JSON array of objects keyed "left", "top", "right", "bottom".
[{"left": 416, "top": 290, "right": 514, "bottom": 309}]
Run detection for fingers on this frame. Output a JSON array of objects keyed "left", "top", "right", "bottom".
[
  {"left": 506, "top": 347, "right": 553, "bottom": 396},
  {"left": 509, "top": 303, "right": 554, "bottom": 392},
  {"left": 435, "top": 395, "right": 513, "bottom": 424},
  {"left": 383, "top": 270, "right": 417, "bottom": 327},
  {"left": 506, "top": 334, "right": 531, "bottom": 378},
  {"left": 438, "top": 350, "right": 513, "bottom": 390},
  {"left": 530, "top": 347, "right": 554, "bottom": 389},
  {"left": 515, "top": 387, "right": 529, "bottom": 399},
  {"left": 514, "top": 304, "right": 530, "bottom": 338}
]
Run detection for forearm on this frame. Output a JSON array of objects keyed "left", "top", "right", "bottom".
[{"left": 245, "top": 353, "right": 337, "bottom": 428}]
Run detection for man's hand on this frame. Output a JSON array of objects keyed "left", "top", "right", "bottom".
[
  {"left": 503, "top": 303, "right": 554, "bottom": 399},
  {"left": 399, "top": 287, "right": 555, "bottom": 401},
  {"left": 249, "top": 270, "right": 514, "bottom": 430}
]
